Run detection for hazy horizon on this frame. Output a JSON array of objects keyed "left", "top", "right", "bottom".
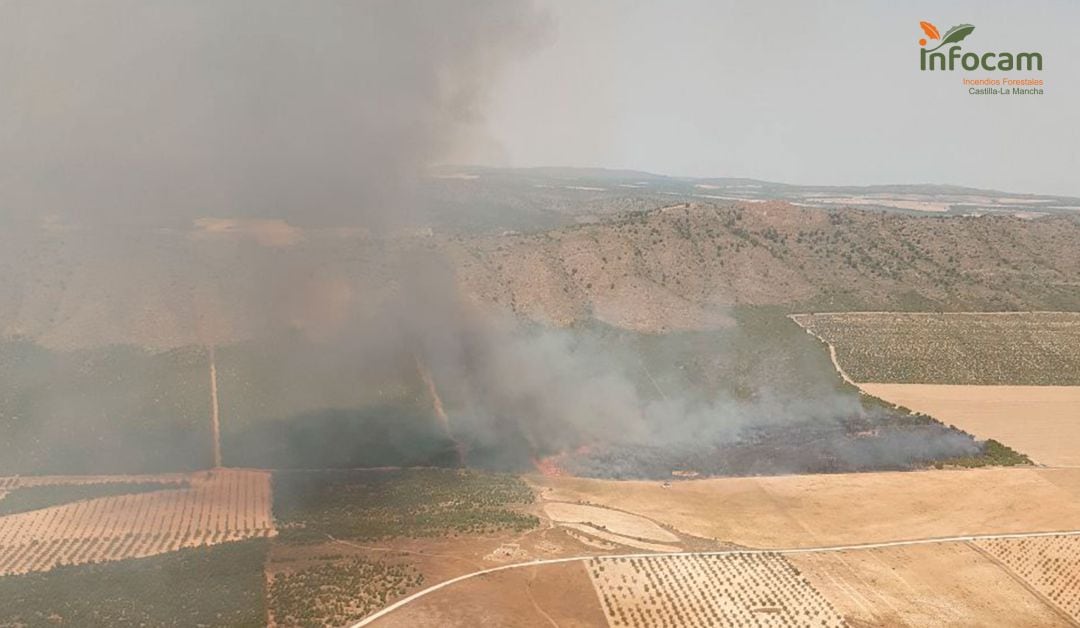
[
  {"left": 440, "top": 162, "right": 1078, "bottom": 198},
  {"left": 475, "top": 0, "right": 1080, "bottom": 197}
]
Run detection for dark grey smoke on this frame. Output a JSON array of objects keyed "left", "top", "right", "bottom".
[{"left": 0, "top": 0, "right": 547, "bottom": 228}]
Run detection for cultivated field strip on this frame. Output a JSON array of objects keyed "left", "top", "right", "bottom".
[
  {"left": 0, "top": 469, "right": 274, "bottom": 576},
  {"left": 587, "top": 553, "right": 845, "bottom": 628},
  {"left": 791, "top": 311, "right": 1080, "bottom": 385},
  {"left": 976, "top": 535, "right": 1080, "bottom": 621}
]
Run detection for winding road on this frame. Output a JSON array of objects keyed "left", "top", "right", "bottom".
[{"left": 349, "top": 528, "right": 1080, "bottom": 627}]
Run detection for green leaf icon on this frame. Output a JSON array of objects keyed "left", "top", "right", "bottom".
[
  {"left": 927, "top": 24, "right": 975, "bottom": 51},
  {"left": 941, "top": 24, "right": 975, "bottom": 44}
]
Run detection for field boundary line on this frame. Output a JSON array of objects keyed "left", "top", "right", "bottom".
[
  {"left": 349, "top": 528, "right": 1080, "bottom": 627},
  {"left": 788, "top": 315, "right": 855, "bottom": 385}
]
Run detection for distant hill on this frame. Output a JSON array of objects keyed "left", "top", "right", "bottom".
[
  {"left": 2, "top": 174, "right": 1080, "bottom": 349},
  {"left": 421, "top": 166, "right": 1080, "bottom": 234},
  {"left": 453, "top": 201, "right": 1080, "bottom": 332}
]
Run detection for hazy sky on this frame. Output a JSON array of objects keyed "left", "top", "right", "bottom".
[
  {"left": 0, "top": 0, "right": 543, "bottom": 225},
  {"left": 480, "top": 0, "right": 1080, "bottom": 196}
]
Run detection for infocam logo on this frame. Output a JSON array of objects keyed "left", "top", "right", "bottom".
[{"left": 918, "top": 21, "right": 1043, "bottom": 71}]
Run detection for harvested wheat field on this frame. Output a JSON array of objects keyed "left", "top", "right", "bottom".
[
  {"left": 0, "top": 468, "right": 274, "bottom": 576},
  {"left": 860, "top": 384, "right": 1080, "bottom": 467},
  {"left": 791, "top": 542, "right": 1068, "bottom": 627},
  {"left": 588, "top": 553, "right": 845, "bottom": 628},
  {"left": 535, "top": 467, "right": 1080, "bottom": 548}
]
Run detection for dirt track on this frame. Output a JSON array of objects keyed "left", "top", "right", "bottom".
[{"left": 355, "top": 529, "right": 1080, "bottom": 627}]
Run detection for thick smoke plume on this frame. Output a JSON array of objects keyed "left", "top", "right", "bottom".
[
  {"left": 384, "top": 270, "right": 981, "bottom": 475},
  {"left": 0, "top": 0, "right": 546, "bottom": 228},
  {"left": 0, "top": 1, "right": 982, "bottom": 478}
]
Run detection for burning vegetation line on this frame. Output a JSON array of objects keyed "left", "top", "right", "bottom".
[{"left": 414, "top": 356, "right": 464, "bottom": 466}]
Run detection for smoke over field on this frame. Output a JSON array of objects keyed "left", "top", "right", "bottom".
[
  {"left": 388, "top": 307, "right": 987, "bottom": 478},
  {"left": 0, "top": 0, "right": 999, "bottom": 480},
  {"left": 0, "top": 0, "right": 547, "bottom": 229}
]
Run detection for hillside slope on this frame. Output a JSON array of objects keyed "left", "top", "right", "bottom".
[
  {"left": 454, "top": 202, "right": 1080, "bottom": 331},
  {"left": 2, "top": 202, "right": 1079, "bottom": 348}
]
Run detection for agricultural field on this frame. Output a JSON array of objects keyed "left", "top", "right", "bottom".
[
  {"left": 859, "top": 384, "right": 1080, "bottom": 467},
  {"left": 543, "top": 503, "right": 680, "bottom": 543},
  {"left": 790, "top": 311, "right": 1080, "bottom": 385},
  {"left": 0, "top": 540, "right": 268, "bottom": 627},
  {"left": 560, "top": 523, "right": 681, "bottom": 553},
  {"left": 791, "top": 311, "right": 1080, "bottom": 468},
  {"left": 365, "top": 560, "right": 609, "bottom": 628},
  {"left": 535, "top": 467, "right": 1080, "bottom": 549},
  {"left": 0, "top": 469, "right": 274, "bottom": 576},
  {"left": 359, "top": 531, "right": 1080, "bottom": 627},
  {"left": 273, "top": 468, "right": 537, "bottom": 543},
  {"left": 0, "top": 480, "right": 187, "bottom": 516},
  {"left": 791, "top": 542, "right": 1067, "bottom": 627},
  {"left": 975, "top": 535, "right": 1080, "bottom": 621},
  {"left": 587, "top": 553, "right": 845, "bottom": 628}
]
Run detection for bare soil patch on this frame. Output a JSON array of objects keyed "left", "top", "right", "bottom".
[
  {"left": 366, "top": 561, "right": 606, "bottom": 628},
  {"left": 543, "top": 502, "right": 679, "bottom": 542},
  {"left": 560, "top": 523, "right": 680, "bottom": 553}
]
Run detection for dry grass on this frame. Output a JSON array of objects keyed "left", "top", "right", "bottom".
[
  {"left": 859, "top": 384, "right": 1080, "bottom": 466},
  {"left": 0, "top": 468, "right": 274, "bottom": 576},
  {"left": 792, "top": 542, "right": 1066, "bottom": 627},
  {"left": 543, "top": 502, "right": 679, "bottom": 543},
  {"left": 534, "top": 468, "right": 1080, "bottom": 548},
  {"left": 560, "top": 524, "right": 680, "bottom": 553},
  {"left": 365, "top": 561, "right": 608, "bottom": 628}
]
